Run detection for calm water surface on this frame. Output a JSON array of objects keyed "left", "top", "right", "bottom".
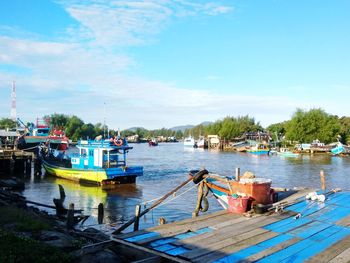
[{"left": 20, "top": 143, "right": 350, "bottom": 232}]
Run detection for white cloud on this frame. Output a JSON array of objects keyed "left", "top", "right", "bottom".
[{"left": 61, "top": 0, "right": 233, "bottom": 47}]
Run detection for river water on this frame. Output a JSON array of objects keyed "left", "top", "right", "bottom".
[{"left": 15, "top": 143, "right": 350, "bottom": 232}]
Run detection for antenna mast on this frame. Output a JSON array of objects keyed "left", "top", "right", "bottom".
[{"left": 10, "top": 81, "right": 17, "bottom": 121}]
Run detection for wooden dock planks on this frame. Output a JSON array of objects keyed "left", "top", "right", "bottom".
[{"left": 113, "top": 191, "right": 350, "bottom": 262}]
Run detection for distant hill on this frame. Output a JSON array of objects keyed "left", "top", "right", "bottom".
[
  {"left": 126, "top": 122, "right": 213, "bottom": 132},
  {"left": 169, "top": 121, "right": 212, "bottom": 132},
  {"left": 126, "top": 127, "right": 147, "bottom": 132},
  {"left": 169, "top": 125, "right": 195, "bottom": 132}
]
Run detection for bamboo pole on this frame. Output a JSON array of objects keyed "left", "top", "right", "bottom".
[{"left": 113, "top": 176, "right": 193, "bottom": 234}]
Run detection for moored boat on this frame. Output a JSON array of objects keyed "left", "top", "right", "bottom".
[
  {"left": 246, "top": 142, "right": 270, "bottom": 155},
  {"left": 148, "top": 138, "right": 158, "bottom": 146},
  {"left": 277, "top": 147, "right": 299, "bottom": 157},
  {"left": 40, "top": 138, "right": 143, "bottom": 185},
  {"left": 17, "top": 118, "right": 69, "bottom": 151},
  {"left": 331, "top": 143, "right": 345, "bottom": 155},
  {"left": 183, "top": 136, "right": 195, "bottom": 147}
]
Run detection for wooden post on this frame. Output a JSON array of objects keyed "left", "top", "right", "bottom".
[
  {"left": 58, "top": 184, "right": 66, "bottom": 200},
  {"left": 98, "top": 203, "right": 104, "bottom": 224},
  {"left": 67, "top": 203, "right": 75, "bottom": 229},
  {"left": 320, "top": 170, "right": 326, "bottom": 193},
  {"left": 235, "top": 167, "right": 240, "bottom": 181},
  {"left": 134, "top": 204, "right": 141, "bottom": 231}
]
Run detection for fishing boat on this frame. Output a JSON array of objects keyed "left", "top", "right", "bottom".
[
  {"left": 202, "top": 173, "right": 274, "bottom": 212},
  {"left": 183, "top": 136, "right": 195, "bottom": 147},
  {"left": 277, "top": 147, "right": 299, "bottom": 157},
  {"left": 17, "top": 118, "right": 69, "bottom": 151},
  {"left": 148, "top": 138, "right": 158, "bottom": 146},
  {"left": 246, "top": 142, "right": 270, "bottom": 155},
  {"left": 331, "top": 143, "right": 345, "bottom": 155},
  {"left": 196, "top": 136, "right": 207, "bottom": 149},
  {"left": 40, "top": 138, "right": 143, "bottom": 185}
]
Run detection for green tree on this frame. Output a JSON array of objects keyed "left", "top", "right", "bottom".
[
  {"left": 65, "top": 116, "right": 84, "bottom": 141},
  {"left": 285, "top": 108, "right": 340, "bottom": 144},
  {"left": 0, "top": 118, "right": 17, "bottom": 130}
]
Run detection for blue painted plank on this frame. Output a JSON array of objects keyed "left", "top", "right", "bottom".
[
  {"left": 149, "top": 238, "right": 177, "bottom": 247},
  {"left": 289, "top": 221, "right": 332, "bottom": 239},
  {"left": 309, "top": 225, "right": 345, "bottom": 241},
  {"left": 213, "top": 234, "right": 294, "bottom": 263},
  {"left": 264, "top": 217, "right": 311, "bottom": 233},
  {"left": 256, "top": 225, "right": 350, "bottom": 263},
  {"left": 280, "top": 227, "right": 350, "bottom": 263},
  {"left": 256, "top": 238, "right": 315, "bottom": 263},
  {"left": 317, "top": 207, "right": 350, "bottom": 223},
  {"left": 154, "top": 244, "right": 177, "bottom": 252},
  {"left": 174, "top": 227, "right": 212, "bottom": 239},
  {"left": 125, "top": 232, "right": 160, "bottom": 242},
  {"left": 166, "top": 247, "right": 190, "bottom": 256}
]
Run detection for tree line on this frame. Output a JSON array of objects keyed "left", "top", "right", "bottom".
[{"left": 0, "top": 109, "right": 349, "bottom": 144}]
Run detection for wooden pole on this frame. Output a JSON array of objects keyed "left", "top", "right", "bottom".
[
  {"left": 134, "top": 204, "right": 141, "bottom": 231},
  {"left": 113, "top": 176, "right": 193, "bottom": 234},
  {"left": 320, "top": 170, "right": 326, "bottom": 193},
  {"left": 235, "top": 167, "right": 240, "bottom": 181},
  {"left": 67, "top": 203, "right": 75, "bottom": 229},
  {"left": 98, "top": 203, "right": 104, "bottom": 224}
]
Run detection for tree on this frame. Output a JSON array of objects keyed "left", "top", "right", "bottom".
[
  {"left": 65, "top": 116, "right": 84, "bottom": 141},
  {"left": 285, "top": 108, "right": 340, "bottom": 144},
  {"left": 0, "top": 118, "right": 17, "bottom": 130}
]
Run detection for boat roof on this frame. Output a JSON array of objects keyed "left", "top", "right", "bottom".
[{"left": 77, "top": 139, "right": 133, "bottom": 151}]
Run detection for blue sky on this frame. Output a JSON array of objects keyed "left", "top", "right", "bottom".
[{"left": 0, "top": 0, "right": 349, "bottom": 130}]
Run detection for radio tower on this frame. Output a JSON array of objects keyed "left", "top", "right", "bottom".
[{"left": 10, "top": 81, "right": 17, "bottom": 121}]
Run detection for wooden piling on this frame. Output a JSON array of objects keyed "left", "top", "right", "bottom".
[
  {"left": 134, "top": 204, "right": 141, "bottom": 231},
  {"left": 98, "top": 203, "right": 104, "bottom": 224},
  {"left": 67, "top": 203, "right": 75, "bottom": 229},
  {"left": 235, "top": 167, "right": 240, "bottom": 181},
  {"left": 320, "top": 170, "right": 326, "bottom": 193}
]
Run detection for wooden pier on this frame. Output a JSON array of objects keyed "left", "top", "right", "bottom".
[
  {"left": 109, "top": 189, "right": 350, "bottom": 262},
  {"left": 0, "top": 148, "right": 34, "bottom": 174}
]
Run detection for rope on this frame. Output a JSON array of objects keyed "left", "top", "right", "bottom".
[{"left": 155, "top": 182, "right": 197, "bottom": 209}]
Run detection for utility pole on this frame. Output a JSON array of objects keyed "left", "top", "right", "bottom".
[{"left": 10, "top": 81, "right": 17, "bottom": 122}]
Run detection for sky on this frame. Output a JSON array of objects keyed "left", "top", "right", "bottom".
[{"left": 0, "top": 0, "right": 349, "bottom": 130}]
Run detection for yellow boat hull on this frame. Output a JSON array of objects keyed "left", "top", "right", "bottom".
[{"left": 43, "top": 162, "right": 108, "bottom": 184}]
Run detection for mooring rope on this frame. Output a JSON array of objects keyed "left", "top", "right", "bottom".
[{"left": 155, "top": 182, "right": 198, "bottom": 209}]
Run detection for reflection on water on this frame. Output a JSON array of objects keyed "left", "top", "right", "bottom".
[{"left": 4, "top": 143, "right": 350, "bottom": 231}]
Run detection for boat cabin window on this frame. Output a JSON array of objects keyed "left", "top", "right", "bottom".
[{"left": 81, "top": 149, "right": 87, "bottom": 157}]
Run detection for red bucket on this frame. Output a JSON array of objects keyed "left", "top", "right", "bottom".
[{"left": 227, "top": 196, "right": 249, "bottom": 214}]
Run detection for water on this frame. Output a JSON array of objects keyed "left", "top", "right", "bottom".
[{"left": 12, "top": 143, "right": 350, "bottom": 231}]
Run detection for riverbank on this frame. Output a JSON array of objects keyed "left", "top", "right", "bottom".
[{"left": 0, "top": 189, "right": 123, "bottom": 263}]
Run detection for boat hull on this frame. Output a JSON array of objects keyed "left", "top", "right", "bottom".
[{"left": 42, "top": 159, "right": 143, "bottom": 185}]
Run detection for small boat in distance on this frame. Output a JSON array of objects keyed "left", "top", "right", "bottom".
[
  {"left": 148, "top": 138, "right": 158, "bottom": 146},
  {"left": 40, "top": 138, "right": 143, "bottom": 185},
  {"left": 331, "top": 143, "right": 345, "bottom": 155},
  {"left": 246, "top": 142, "right": 270, "bottom": 155},
  {"left": 183, "top": 136, "right": 195, "bottom": 147},
  {"left": 277, "top": 147, "right": 299, "bottom": 157}
]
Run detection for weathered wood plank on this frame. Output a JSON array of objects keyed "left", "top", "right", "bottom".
[
  {"left": 336, "top": 214, "right": 350, "bottom": 227},
  {"left": 174, "top": 212, "right": 292, "bottom": 250},
  {"left": 191, "top": 230, "right": 278, "bottom": 262},
  {"left": 305, "top": 235, "right": 350, "bottom": 263},
  {"left": 328, "top": 247, "right": 350, "bottom": 263}
]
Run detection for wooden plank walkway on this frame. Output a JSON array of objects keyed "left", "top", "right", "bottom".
[{"left": 112, "top": 190, "right": 350, "bottom": 262}]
